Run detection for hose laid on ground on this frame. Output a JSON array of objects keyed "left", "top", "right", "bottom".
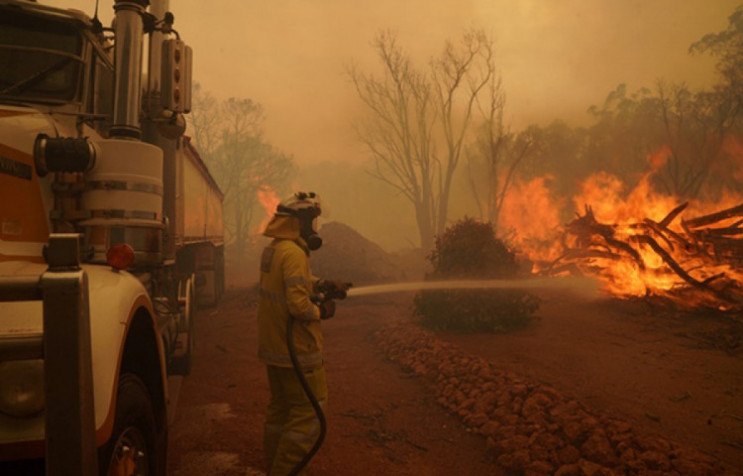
[{"left": 286, "top": 314, "right": 327, "bottom": 476}]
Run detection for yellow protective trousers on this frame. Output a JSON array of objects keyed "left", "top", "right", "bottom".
[{"left": 264, "top": 364, "right": 327, "bottom": 475}]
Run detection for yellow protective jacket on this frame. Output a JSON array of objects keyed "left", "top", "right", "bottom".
[{"left": 257, "top": 215, "right": 323, "bottom": 369}]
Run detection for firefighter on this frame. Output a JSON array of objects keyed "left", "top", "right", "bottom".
[{"left": 257, "top": 191, "right": 347, "bottom": 475}]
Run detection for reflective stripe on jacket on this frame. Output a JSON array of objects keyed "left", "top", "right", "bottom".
[{"left": 257, "top": 236, "right": 323, "bottom": 369}]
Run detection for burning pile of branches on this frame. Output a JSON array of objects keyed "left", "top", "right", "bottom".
[{"left": 539, "top": 202, "right": 743, "bottom": 312}]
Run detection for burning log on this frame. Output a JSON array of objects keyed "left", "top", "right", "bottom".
[
  {"left": 563, "top": 206, "right": 645, "bottom": 270},
  {"left": 682, "top": 203, "right": 743, "bottom": 228},
  {"left": 540, "top": 202, "right": 743, "bottom": 312},
  {"left": 658, "top": 202, "right": 688, "bottom": 228}
]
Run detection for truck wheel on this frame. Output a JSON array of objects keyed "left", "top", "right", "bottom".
[{"left": 99, "top": 374, "right": 157, "bottom": 476}]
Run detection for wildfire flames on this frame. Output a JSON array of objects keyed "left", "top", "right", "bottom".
[
  {"left": 505, "top": 149, "right": 743, "bottom": 312},
  {"left": 256, "top": 185, "right": 281, "bottom": 233}
]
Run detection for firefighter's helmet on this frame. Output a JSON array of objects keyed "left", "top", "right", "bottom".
[{"left": 276, "top": 191, "right": 322, "bottom": 219}]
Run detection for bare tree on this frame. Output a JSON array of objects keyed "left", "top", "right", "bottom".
[
  {"left": 349, "top": 31, "right": 436, "bottom": 249},
  {"left": 432, "top": 30, "right": 496, "bottom": 234},
  {"left": 349, "top": 30, "right": 496, "bottom": 250},
  {"left": 464, "top": 62, "right": 536, "bottom": 233}
]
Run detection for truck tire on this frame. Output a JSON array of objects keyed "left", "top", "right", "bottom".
[{"left": 98, "top": 374, "right": 158, "bottom": 476}]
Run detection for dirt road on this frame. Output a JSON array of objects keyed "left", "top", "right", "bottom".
[
  {"left": 167, "top": 285, "right": 743, "bottom": 475},
  {"left": 167, "top": 289, "right": 497, "bottom": 475}
]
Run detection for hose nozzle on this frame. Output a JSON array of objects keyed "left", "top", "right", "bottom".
[{"left": 313, "top": 280, "right": 353, "bottom": 303}]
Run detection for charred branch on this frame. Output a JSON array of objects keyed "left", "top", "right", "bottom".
[
  {"left": 543, "top": 202, "right": 743, "bottom": 312},
  {"left": 659, "top": 202, "right": 688, "bottom": 228},
  {"left": 683, "top": 203, "right": 743, "bottom": 228}
]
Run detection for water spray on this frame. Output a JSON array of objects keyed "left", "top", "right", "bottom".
[{"left": 347, "top": 276, "right": 600, "bottom": 299}]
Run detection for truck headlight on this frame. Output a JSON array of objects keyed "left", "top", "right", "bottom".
[{"left": 0, "top": 360, "right": 45, "bottom": 417}]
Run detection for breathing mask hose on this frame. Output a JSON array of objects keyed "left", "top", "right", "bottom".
[{"left": 286, "top": 314, "right": 327, "bottom": 476}]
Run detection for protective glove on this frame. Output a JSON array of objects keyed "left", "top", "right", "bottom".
[
  {"left": 319, "top": 300, "right": 336, "bottom": 319},
  {"left": 317, "top": 280, "right": 351, "bottom": 300}
]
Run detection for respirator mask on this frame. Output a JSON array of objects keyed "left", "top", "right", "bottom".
[{"left": 300, "top": 215, "right": 323, "bottom": 251}]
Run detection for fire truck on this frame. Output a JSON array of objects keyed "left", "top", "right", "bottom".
[{"left": 0, "top": 0, "right": 224, "bottom": 474}]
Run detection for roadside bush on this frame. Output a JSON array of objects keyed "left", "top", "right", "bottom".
[
  {"left": 428, "top": 217, "right": 518, "bottom": 278},
  {"left": 414, "top": 217, "right": 540, "bottom": 333}
]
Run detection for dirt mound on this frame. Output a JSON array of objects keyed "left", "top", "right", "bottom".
[{"left": 312, "top": 222, "right": 426, "bottom": 285}]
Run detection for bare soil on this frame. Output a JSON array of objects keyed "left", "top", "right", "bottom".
[
  {"left": 437, "top": 290, "right": 743, "bottom": 472},
  {"left": 167, "top": 281, "right": 743, "bottom": 475}
]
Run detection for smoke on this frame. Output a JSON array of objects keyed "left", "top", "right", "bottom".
[
  {"left": 40, "top": 0, "right": 742, "bottom": 253},
  {"left": 43, "top": 0, "right": 736, "bottom": 164},
  {"left": 297, "top": 159, "right": 420, "bottom": 252}
]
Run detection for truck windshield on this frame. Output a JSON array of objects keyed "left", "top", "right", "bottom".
[{"left": 0, "top": 10, "right": 84, "bottom": 103}]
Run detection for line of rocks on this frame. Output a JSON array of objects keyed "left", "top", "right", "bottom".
[{"left": 375, "top": 323, "right": 731, "bottom": 475}]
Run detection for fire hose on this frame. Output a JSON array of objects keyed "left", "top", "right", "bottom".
[{"left": 286, "top": 281, "right": 352, "bottom": 476}]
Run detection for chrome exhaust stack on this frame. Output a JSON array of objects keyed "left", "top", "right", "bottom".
[{"left": 110, "top": 0, "right": 149, "bottom": 139}]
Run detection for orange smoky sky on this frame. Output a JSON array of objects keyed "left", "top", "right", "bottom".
[{"left": 46, "top": 0, "right": 741, "bottom": 165}]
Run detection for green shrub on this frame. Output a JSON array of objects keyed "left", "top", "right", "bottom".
[
  {"left": 414, "top": 217, "right": 540, "bottom": 333},
  {"left": 429, "top": 217, "right": 518, "bottom": 279}
]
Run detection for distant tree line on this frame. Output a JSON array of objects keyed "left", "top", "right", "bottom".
[
  {"left": 187, "top": 84, "right": 294, "bottom": 258},
  {"left": 350, "top": 5, "right": 743, "bottom": 249}
]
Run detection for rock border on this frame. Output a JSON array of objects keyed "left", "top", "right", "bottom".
[{"left": 375, "top": 323, "right": 730, "bottom": 475}]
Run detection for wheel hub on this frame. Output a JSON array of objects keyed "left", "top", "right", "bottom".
[{"left": 108, "top": 426, "right": 148, "bottom": 476}]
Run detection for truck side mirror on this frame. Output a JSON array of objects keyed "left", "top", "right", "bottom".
[{"left": 161, "top": 39, "right": 192, "bottom": 113}]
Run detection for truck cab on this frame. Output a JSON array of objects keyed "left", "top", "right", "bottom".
[{"left": 0, "top": 1, "right": 223, "bottom": 474}]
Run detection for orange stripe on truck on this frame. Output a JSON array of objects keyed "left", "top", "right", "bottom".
[
  {"left": 0, "top": 109, "right": 35, "bottom": 119},
  {"left": 0, "top": 142, "right": 49, "bottom": 261}
]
